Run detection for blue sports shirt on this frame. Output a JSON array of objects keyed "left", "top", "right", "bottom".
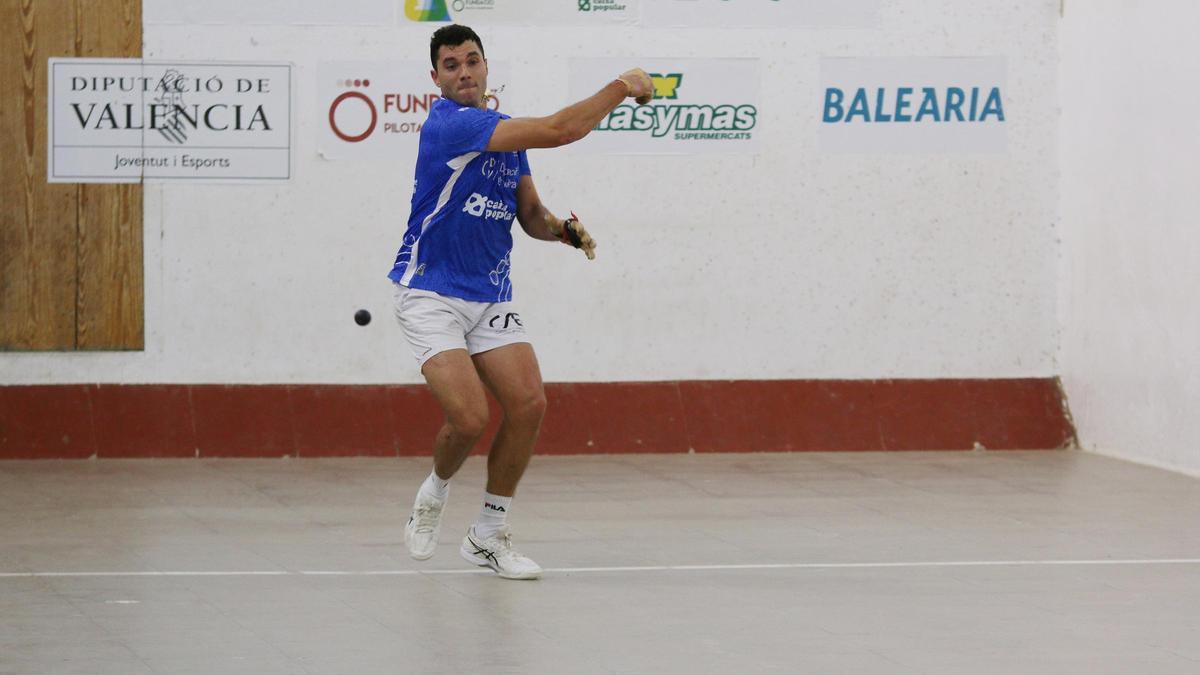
[{"left": 388, "top": 97, "right": 531, "bottom": 302}]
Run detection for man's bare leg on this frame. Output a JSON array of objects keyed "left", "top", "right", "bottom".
[
  {"left": 421, "top": 349, "right": 491, "bottom": 480},
  {"left": 404, "top": 348, "right": 489, "bottom": 560},
  {"left": 471, "top": 342, "right": 547, "bottom": 497},
  {"left": 457, "top": 342, "right": 546, "bottom": 579}
]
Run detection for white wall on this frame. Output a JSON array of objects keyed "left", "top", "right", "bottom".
[
  {"left": 1059, "top": 1, "right": 1200, "bottom": 476},
  {"left": 0, "top": 0, "right": 1061, "bottom": 385}
]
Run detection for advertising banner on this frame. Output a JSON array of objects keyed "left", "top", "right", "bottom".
[
  {"left": 402, "top": 0, "right": 638, "bottom": 26},
  {"left": 317, "top": 61, "right": 512, "bottom": 160},
  {"left": 144, "top": 0, "right": 394, "bottom": 26},
  {"left": 569, "top": 58, "right": 760, "bottom": 155},
  {"left": 642, "top": 0, "right": 880, "bottom": 28},
  {"left": 48, "top": 59, "right": 292, "bottom": 182},
  {"left": 819, "top": 57, "right": 1008, "bottom": 154}
]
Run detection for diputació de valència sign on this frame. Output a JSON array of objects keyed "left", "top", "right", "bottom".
[{"left": 48, "top": 59, "right": 292, "bottom": 183}]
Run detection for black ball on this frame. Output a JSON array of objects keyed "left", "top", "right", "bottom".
[{"left": 354, "top": 309, "right": 371, "bottom": 326}]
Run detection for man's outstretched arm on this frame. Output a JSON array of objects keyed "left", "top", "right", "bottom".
[{"left": 486, "top": 69, "right": 653, "bottom": 152}]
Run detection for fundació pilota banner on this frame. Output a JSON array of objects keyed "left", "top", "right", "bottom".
[{"left": 316, "top": 60, "right": 514, "bottom": 161}]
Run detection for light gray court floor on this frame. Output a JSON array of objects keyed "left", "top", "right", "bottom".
[{"left": 2, "top": 450, "right": 1199, "bottom": 674}]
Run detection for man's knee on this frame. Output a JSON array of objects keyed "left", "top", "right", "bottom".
[
  {"left": 506, "top": 389, "right": 547, "bottom": 427},
  {"left": 448, "top": 405, "right": 489, "bottom": 440}
]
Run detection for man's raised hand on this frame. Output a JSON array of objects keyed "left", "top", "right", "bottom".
[{"left": 617, "top": 69, "right": 654, "bottom": 105}]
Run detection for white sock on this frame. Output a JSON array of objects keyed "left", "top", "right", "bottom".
[
  {"left": 419, "top": 470, "right": 449, "bottom": 501},
  {"left": 473, "top": 492, "right": 511, "bottom": 540}
]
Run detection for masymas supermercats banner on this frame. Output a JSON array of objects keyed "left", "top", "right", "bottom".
[{"left": 569, "top": 58, "right": 761, "bottom": 155}]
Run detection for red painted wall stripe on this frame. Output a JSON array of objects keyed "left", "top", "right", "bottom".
[{"left": 0, "top": 379, "right": 1076, "bottom": 459}]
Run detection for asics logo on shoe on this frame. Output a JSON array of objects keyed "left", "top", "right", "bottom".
[{"left": 470, "top": 540, "right": 498, "bottom": 563}]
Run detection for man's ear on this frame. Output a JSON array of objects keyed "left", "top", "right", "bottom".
[{"left": 430, "top": 69, "right": 438, "bottom": 86}]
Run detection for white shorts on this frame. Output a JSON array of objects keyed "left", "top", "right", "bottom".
[{"left": 392, "top": 282, "right": 531, "bottom": 367}]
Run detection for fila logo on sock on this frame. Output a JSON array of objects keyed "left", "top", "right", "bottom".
[{"left": 484, "top": 502, "right": 507, "bottom": 513}]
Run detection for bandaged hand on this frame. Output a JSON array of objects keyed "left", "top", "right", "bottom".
[
  {"left": 617, "top": 68, "right": 654, "bottom": 105},
  {"left": 557, "top": 213, "right": 597, "bottom": 260}
]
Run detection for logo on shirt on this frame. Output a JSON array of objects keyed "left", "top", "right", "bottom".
[
  {"left": 463, "top": 193, "right": 487, "bottom": 217},
  {"left": 463, "top": 192, "right": 515, "bottom": 222},
  {"left": 481, "top": 156, "right": 519, "bottom": 189},
  {"left": 489, "top": 251, "right": 513, "bottom": 302}
]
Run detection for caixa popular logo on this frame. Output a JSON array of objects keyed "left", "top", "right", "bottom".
[
  {"left": 596, "top": 73, "right": 756, "bottom": 141},
  {"left": 823, "top": 86, "right": 1005, "bottom": 124},
  {"left": 578, "top": 0, "right": 629, "bottom": 11}
]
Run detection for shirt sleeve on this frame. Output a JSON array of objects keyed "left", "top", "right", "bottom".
[
  {"left": 518, "top": 150, "right": 532, "bottom": 177},
  {"left": 440, "top": 106, "right": 502, "bottom": 156}
]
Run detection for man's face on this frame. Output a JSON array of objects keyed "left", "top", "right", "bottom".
[{"left": 431, "top": 41, "right": 488, "bottom": 108}]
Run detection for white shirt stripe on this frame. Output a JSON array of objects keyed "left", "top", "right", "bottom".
[{"left": 399, "top": 151, "right": 480, "bottom": 286}]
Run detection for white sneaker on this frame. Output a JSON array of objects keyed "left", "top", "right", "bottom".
[
  {"left": 404, "top": 490, "right": 445, "bottom": 560},
  {"left": 460, "top": 525, "right": 543, "bottom": 580}
]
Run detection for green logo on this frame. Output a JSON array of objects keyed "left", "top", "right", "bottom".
[
  {"left": 650, "top": 73, "right": 682, "bottom": 100},
  {"left": 580, "top": 0, "right": 628, "bottom": 12},
  {"left": 405, "top": 0, "right": 451, "bottom": 22}
]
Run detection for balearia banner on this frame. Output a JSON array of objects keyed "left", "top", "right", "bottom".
[
  {"left": 820, "top": 57, "right": 1008, "bottom": 154},
  {"left": 569, "top": 58, "right": 760, "bottom": 155},
  {"left": 317, "top": 61, "right": 512, "bottom": 160},
  {"left": 642, "top": 0, "right": 880, "bottom": 28},
  {"left": 402, "top": 0, "right": 638, "bottom": 26},
  {"left": 48, "top": 59, "right": 292, "bottom": 182}
]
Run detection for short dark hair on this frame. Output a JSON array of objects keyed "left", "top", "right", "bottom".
[{"left": 430, "top": 24, "right": 484, "bottom": 69}]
